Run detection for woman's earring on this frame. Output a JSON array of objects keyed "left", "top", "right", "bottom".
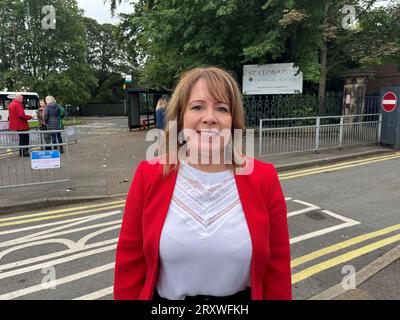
[{"left": 178, "top": 130, "right": 186, "bottom": 146}]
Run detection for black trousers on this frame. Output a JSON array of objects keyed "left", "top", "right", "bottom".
[
  {"left": 153, "top": 287, "right": 251, "bottom": 302},
  {"left": 18, "top": 131, "right": 30, "bottom": 155}
]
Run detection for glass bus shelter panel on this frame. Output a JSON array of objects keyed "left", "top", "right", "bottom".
[{"left": 138, "top": 93, "right": 157, "bottom": 114}]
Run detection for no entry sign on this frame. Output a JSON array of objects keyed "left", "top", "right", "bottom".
[{"left": 382, "top": 92, "right": 397, "bottom": 112}]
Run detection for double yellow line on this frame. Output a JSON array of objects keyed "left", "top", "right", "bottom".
[
  {"left": 279, "top": 152, "right": 400, "bottom": 180},
  {"left": 291, "top": 224, "right": 400, "bottom": 284},
  {"left": 0, "top": 200, "right": 126, "bottom": 228}
]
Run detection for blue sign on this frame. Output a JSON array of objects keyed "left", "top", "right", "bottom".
[{"left": 31, "top": 151, "right": 61, "bottom": 169}]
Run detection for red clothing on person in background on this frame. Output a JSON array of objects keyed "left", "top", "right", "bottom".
[{"left": 8, "top": 99, "right": 32, "bottom": 131}]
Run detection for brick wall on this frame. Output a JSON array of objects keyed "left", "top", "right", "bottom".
[{"left": 367, "top": 64, "right": 400, "bottom": 95}]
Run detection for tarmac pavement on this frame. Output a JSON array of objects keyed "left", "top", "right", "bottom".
[{"left": 0, "top": 120, "right": 398, "bottom": 300}]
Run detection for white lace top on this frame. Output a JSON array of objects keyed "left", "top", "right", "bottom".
[{"left": 156, "top": 164, "right": 252, "bottom": 300}]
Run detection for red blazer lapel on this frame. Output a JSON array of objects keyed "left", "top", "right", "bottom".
[
  {"left": 142, "top": 165, "right": 178, "bottom": 298},
  {"left": 234, "top": 172, "right": 270, "bottom": 299}
]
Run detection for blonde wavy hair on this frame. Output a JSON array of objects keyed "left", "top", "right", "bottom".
[
  {"left": 45, "top": 96, "right": 56, "bottom": 104},
  {"left": 156, "top": 98, "right": 167, "bottom": 110},
  {"left": 162, "top": 66, "right": 245, "bottom": 176}
]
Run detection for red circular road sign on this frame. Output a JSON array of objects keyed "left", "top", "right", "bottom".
[{"left": 382, "top": 92, "right": 397, "bottom": 112}]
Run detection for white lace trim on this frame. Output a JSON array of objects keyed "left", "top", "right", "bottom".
[{"left": 170, "top": 164, "right": 241, "bottom": 237}]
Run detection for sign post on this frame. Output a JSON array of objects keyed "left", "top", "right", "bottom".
[
  {"left": 123, "top": 76, "right": 133, "bottom": 116},
  {"left": 125, "top": 75, "right": 132, "bottom": 84},
  {"left": 381, "top": 92, "right": 397, "bottom": 113},
  {"left": 380, "top": 87, "right": 400, "bottom": 150}
]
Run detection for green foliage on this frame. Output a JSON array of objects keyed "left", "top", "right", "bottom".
[
  {"left": 111, "top": 0, "right": 399, "bottom": 96},
  {"left": 0, "top": 0, "right": 92, "bottom": 105},
  {"left": 116, "top": 0, "right": 282, "bottom": 89},
  {"left": 82, "top": 16, "right": 137, "bottom": 101},
  {"left": 0, "top": 0, "right": 137, "bottom": 106}
]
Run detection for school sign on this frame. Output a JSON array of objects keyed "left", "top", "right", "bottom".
[{"left": 242, "top": 63, "right": 303, "bottom": 95}]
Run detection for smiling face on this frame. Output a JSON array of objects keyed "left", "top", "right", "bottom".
[
  {"left": 183, "top": 77, "right": 232, "bottom": 162},
  {"left": 162, "top": 67, "right": 245, "bottom": 174}
]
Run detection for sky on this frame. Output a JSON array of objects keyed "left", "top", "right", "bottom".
[
  {"left": 76, "top": 0, "right": 135, "bottom": 25},
  {"left": 76, "top": 0, "right": 393, "bottom": 25}
]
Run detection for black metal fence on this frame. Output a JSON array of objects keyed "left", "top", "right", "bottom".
[
  {"left": 243, "top": 93, "right": 344, "bottom": 128},
  {"left": 355, "top": 95, "right": 380, "bottom": 115}
]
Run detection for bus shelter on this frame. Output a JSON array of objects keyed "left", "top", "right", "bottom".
[{"left": 126, "top": 88, "right": 170, "bottom": 130}]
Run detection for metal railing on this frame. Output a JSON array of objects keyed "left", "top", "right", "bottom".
[
  {"left": 244, "top": 93, "right": 343, "bottom": 128},
  {"left": 64, "top": 117, "right": 78, "bottom": 144},
  {"left": 259, "top": 114, "right": 382, "bottom": 156},
  {"left": 0, "top": 129, "right": 70, "bottom": 189},
  {"left": 0, "top": 117, "right": 78, "bottom": 155}
]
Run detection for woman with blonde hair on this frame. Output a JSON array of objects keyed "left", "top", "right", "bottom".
[
  {"left": 44, "top": 95, "right": 64, "bottom": 153},
  {"left": 114, "top": 66, "right": 292, "bottom": 301},
  {"left": 155, "top": 97, "right": 167, "bottom": 130}
]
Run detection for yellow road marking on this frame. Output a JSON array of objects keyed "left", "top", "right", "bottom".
[
  {"left": 291, "top": 224, "right": 400, "bottom": 268},
  {"left": 0, "top": 204, "right": 124, "bottom": 228},
  {"left": 279, "top": 152, "right": 400, "bottom": 178},
  {"left": 292, "top": 233, "right": 400, "bottom": 284},
  {"left": 280, "top": 154, "right": 400, "bottom": 180},
  {"left": 0, "top": 200, "right": 126, "bottom": 223}
]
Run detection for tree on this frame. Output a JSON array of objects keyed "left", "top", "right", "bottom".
[
  {"left": 0, "top": 0, "right": 97, "bottom": 105},
  {"left": 113, "top": 0, "right": 282, "bottom": 89},
  {"left": 274, "top": 1, "right": 390, "bottom": 113},
  {"left": 83, "top": 17, "right": 137, "bottom": 101},
  {"left": 109, "top": 0, "right": 400, "bottom": 113}
]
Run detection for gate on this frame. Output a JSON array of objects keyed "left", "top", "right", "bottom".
[{"left": 0, "top": 130, "right": 70, "bottom": 189}]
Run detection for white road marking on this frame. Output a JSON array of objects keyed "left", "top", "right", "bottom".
[
  {"left": 0, "top": 198, "right": 362, "bottom": 300},
  {"left": 21, "top": 211, "right": 121, "bottom": 240},
  {"left": 289, "top": 209, "right": 360, "bottom": 244},
  {"left": 74, "top": 286, "right": 114, "bottom": 300},
  {"left": 76, "top": 225, "right": 121, "bottom": 247},
  {"left": 0, "top": 239, "right": 77, "bottom": 260},
  {"left": 0, "top": 262, "right": 115, "bottom": 300},
  {"left": 0, "top": 216, "right": 91, "bottom": 236},
  {"left": 0, "top": 244, "right": 116, "bottom": 280},
  {"left": 320, "top": 209, "right": 361, "bottom": 225},
  {"left": 0, "top": 238, "right": 118, "bottom": 272},
  {"left": 287, "top": 200, "right": 321, "bottom": 218},
  {"left": 0, "top": 219, "right": 121, "bottom": 249}
]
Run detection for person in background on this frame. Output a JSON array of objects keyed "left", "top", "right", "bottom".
[
  {"left": 114, "top": 67, "right": 292, "bottom": 301},
  {"left": 8, "top": 94, "right": 32, "bottom": 157},
  {"left": 37, "top": 99, "right": 51, "bottom": 150},
  {"left": 58, "top": 103, "right": 66, "bottom": 130},
  {"left": 44, "top": 95, "right": 64, "bottom": 154},
  {"left": 155, "top": 98, "right": 167, "bottom": 130}
]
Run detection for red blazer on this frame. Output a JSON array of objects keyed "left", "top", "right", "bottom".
[
  {"left": 8, "top": 100, "right": 32, "bottom": 131},
  {"left": 114, "top": 158, "right": 292, "bottom": 300}
]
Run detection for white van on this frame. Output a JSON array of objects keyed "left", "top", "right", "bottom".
[{"left": 0, "top": 92, "right": 40, "bottom": 130}]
